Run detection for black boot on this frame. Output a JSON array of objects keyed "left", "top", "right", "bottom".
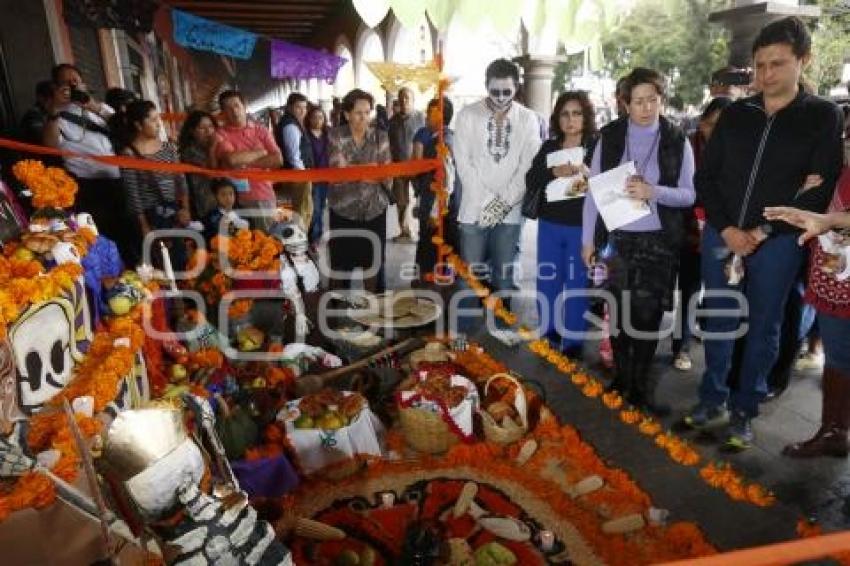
[{"left": 632, "top": 349, "right": 670, "bottom": 418}]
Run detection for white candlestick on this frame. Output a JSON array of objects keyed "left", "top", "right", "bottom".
[
  {"left": 160, "top": 242, "right": 177, "bottom": 292},
  {"left": 380, "top": 492, "right": 395, "bottom": 508},
  {"left": 540, "top": 530, "right": 555, "bottom": 551}
]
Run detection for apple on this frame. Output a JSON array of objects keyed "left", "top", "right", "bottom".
[
  {"left": 108, "top": 295, "right": 133, "bottom": 316},
  {"left": 170, "top": 363, "right": 188, "bottom": 382},
  {"left": 13, "top": 247, "right": 35, "bottom": 261}
]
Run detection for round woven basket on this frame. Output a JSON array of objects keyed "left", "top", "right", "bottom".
[
  {"left": 399, "top": 405, "right": 460, "bottom": 454},
  {"left": 479, "top": 373, "right": 528, "bottom": 445}
]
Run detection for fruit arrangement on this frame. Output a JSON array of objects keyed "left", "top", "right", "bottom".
[
  {"left": 236, "top": 326, "right": 265, "bottom": 352},
  {"left": 293, "top": 389, "right": 366, "bottom": 430}
]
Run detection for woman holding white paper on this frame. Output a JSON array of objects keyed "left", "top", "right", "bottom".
[
  {"left": 524, "top": 91, "right": 598, "bottom": 358},
  {"left": 580, "top": 68, "right": 696, "bottom": 416}
]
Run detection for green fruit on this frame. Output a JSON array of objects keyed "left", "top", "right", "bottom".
[
  {"left": 334, "top": 549, "right": 360, "bottom": 566},
  {"left": 13, "top": 248, "right": 34, "bottom": 261},
  {"left": 360, "top": 546, "right": 376, "bottom": 566},
  {"left": 108, "top": 295, "right": 133, "bottom": 316},
  {"left": 294, "top": 414, "right": 314, "bottom": 429},
  {"left": 170, "top": 364, "right": 188, "bottom": 382},
  {"left": 474, "top": 542, "right": 517, "bottom": 566}
]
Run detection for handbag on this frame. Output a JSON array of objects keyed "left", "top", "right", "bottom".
[{"left": 521, "top": 179, "right": 543, "bottom": 219}]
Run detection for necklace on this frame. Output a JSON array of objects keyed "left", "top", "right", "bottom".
[
  {"left": 486, "top": 106, "right": 512, "bottom": 164},
  {"left": 624, "top": 124, "right": 661, "bottom": 178}
]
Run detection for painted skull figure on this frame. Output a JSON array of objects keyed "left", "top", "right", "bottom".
[
  {"left": 273, "top": 222, "right": 320, "bottom": 338},
  {"left": 10, "top": 301, "right": 75, "bottom": 414},
  {"left": 487, "top": 76, "right": 517, "bottom": 111}
]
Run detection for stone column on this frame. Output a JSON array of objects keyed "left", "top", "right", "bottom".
[
  {"left": 709, "top": 1, "right": 819, "bottom": 68},
  {"left": 318, "top": 79, "right": 332, "bottom": 114},
  {"left": 515, "top": 55, "right": 563, "bottom": 116}
]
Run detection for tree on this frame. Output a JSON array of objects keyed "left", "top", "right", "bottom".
[
  {"left": 808, "top": 0, "right": 850, "bottom": 95},
  {"left": 601, "top": 0, "right": 729, "bottom": 108}
]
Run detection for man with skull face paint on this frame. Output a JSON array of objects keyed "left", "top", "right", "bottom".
[{"left": 454, "top": 59, "right": 541, "bottom": 320}]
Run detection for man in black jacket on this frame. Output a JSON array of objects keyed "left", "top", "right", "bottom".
[{"left": 684, "top": 17, "right": 845, "bottom": 450}]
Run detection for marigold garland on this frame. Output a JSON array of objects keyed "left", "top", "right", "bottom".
[
  {"left": 13, "top": 159, "right": 78, "bottom": 209},
  {"left": 525, "top": 337, "right": 775, "bottom": 506},
  {"left": 699, "top": 462, "right": 776, "bottom": 507},
  {"left": 0, "top": 260, "right": 83, "bottom": 339}
]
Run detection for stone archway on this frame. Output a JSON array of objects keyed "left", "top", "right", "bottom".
[
  {"left": 333, "top": 34, "right": 356, "bottom": 99},
  {"left": 355, "top": 25, "right": 385, "bottom": 104}
]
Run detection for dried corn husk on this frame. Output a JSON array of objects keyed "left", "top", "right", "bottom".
[
  {"left": 478, "top": 516, "right": 532, "bottom": 541},
  {"left": 295, "top": 517, "right": 346, "bottom": 540},
  {"left": 515, "top": 439, "right": 538, "bottom": 466},
  {"left": 602, "top": 513, "right": 645, "bottom": 534},
  {"left": 569, "top": 475, "right": 604, "bottom": 498},
  {"left": 453, "top": 481, "right": 478, "bottom": 518}
]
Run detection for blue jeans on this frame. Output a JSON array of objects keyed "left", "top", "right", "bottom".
[
  {"left": 536, "top": 220, "right": 588, "bottom": 350},
  {"left": 698, "top": 225, "right": 804, "bottom": 417},
  {"left": 310, "top": 183, "right": 328, "bottom": 243},
  {"left": 457, "top": 222, "right": 522, "bottom": 330},
  {"left": 819, "top": 313, "right": 850, "bottom": 371}
]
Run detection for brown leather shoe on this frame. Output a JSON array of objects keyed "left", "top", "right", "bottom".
[
  {"left": 783, "top": 367, "right": 850, "bottom": 458},
  {"left": 783, "top": 425, "right": 848, "bottom": 458}
]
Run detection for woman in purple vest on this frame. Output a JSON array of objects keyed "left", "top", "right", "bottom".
[{"left": 581, "top": 68, "right": 696, "bottom": 416}]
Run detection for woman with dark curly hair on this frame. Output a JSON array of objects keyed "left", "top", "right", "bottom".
[
  {"left": 179, "top": 110, "right": 218, "bottom": 219},
  {"left": 524, "top": 91, "right": 598, "bottom": 358}
]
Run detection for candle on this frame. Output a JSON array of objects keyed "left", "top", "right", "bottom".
[
  {"left": 540, "top": 530, "right": 555, "bottom": 551},
  {"left": 380, "top": 492, "right": 395, "bottom": 508},
  {"left": 160, "top": 242, "right": 177, "bottom": 292},
  {"left": 71, "top": 396, "right": 94, "bottom": 418}
]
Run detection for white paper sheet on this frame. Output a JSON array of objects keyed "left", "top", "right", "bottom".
[
  {"left": 588, "top": 161, "right": 651, "bottom": 231},
  {"left": 546, "top": 147, "right": 585, "bottom": 168},
  {"left": 545, "top": 175, "right": 587, "bottom": 202}
]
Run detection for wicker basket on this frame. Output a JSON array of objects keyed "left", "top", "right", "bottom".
[
  {"left": 479, "top": 373, "right": 528, "bottom": 445},
  {"left": 399, "top": 405, "right": 460, "bottom": 454}
]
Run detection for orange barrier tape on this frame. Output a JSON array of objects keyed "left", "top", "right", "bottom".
[
  {"left": 159, "top": 112, "right": 189, "bottom": 123},
  {"left": 0, "top": 137, "right": 440, "bottom": 183},
  {"left": 658, "top": 530, "right": 850, "bottom": 566}
]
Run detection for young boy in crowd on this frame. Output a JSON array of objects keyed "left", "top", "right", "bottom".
[{"left": 203, "top": 178, "right": 250, "bottom": 242}]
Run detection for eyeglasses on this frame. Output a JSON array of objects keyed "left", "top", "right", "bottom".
[{"left": 489, "top": 89, "right": 514, "bottom": 98}]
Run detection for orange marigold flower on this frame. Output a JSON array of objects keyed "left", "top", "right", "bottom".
[{"left": 620, "top": 408, "right": 642, "bottom": 424}]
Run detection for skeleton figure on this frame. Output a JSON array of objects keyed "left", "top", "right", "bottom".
[
  {"left": 98, "top": 406, "right": 291, "bottom": 565},
  {"left": 273, "top": 223, "right": 320, "bottom": 339}
]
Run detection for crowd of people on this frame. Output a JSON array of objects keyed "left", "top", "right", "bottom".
[{"left": 6, "top": 15, "right": 850, "bottom": 455}]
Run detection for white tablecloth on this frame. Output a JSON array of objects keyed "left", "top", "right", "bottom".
[{"left": 279, "top": 393, "right": 384, "bottom": 474}]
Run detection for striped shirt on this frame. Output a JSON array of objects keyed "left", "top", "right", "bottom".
[{"left": 121, "top": 141, "right": 187, "bottom": 215}]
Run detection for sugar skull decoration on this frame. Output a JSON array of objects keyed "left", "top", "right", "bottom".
[{"left": 9, "top": 296, "right": 85, "bottom": 414}]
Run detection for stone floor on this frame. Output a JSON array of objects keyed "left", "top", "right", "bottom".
[{"left": 379, "top": 219, "right": 850, "bottom": 554}]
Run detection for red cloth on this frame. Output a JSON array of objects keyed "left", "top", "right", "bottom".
[{"left": 805, "top": 167, "right": 850, "bottom": 318}]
